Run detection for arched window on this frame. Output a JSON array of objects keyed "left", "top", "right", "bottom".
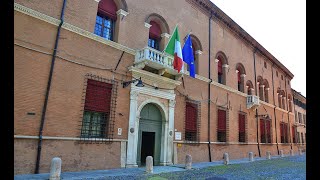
[
  {"left": 282, "top": 91, "right": 286, "bottom": 110},
  {"left": 187, "top": 35, "right": 202, "bottom": 75},
  {"left": 236, "top": 63, "right": 246, "bottom": 93},
  {"left": 277, "top": 89, "right": 282, "bottom": 108},
  {"left": 148, "top": 21, "right": 161, "bottom": 50},
  {"left": 94, "top": 0, "right": 117, "bottom": 41},
  {"left": 288, "top": 94, "right": 293, "bottom": 112},
  {"left": 246, "top": 80, "right": 254, "bottom": 95},
  {"left": 263, "top": 79, "right": 270, "bottom": 103},
  {"left": 216, "top": 52, "right": 228, "bottom": 85},
  {"left": 257, "top": 76, "right": 264, "bottom": 101}
]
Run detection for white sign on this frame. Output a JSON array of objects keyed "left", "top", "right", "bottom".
[
  {"left": 175, "top": 132, "right": 181, "bottom": 140},
  {"left": 118, "top": 128, "right": 122, "bottom": 135}
]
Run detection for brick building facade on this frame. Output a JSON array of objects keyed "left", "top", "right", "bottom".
[{"left": 14, "top": 0, "right": 306, "bottom": 175}]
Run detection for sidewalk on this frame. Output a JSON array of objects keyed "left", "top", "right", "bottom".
[{"left": 14, "top": 155, "right": 287, "bottom": 180}]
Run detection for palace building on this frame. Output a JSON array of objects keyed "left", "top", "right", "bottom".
[{"left": 14, "top": 0, "right": 306, "bottom": 174}]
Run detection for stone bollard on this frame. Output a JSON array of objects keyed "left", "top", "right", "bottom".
[
  {"left": 49, "top": 157, "right": 61, "bottom": 180},
  {"left": 248, "top": 152, "right": 254, "bottom": 162},
  {"left": 266, "top": 151, "right": 271, "bottom": 160},
  {"left": 290, "top": 149, "right": 294, "bottom": 156},
  {"left": 299, "top": 149, "right": 303, "bottom": 155},
  {"left": 280, "top": 150, "right": 284, "bottom": 157},
  {"left": 146, "top": 156, "right": 153, "bottom": 173},
  {"left": 185, "top": 154, "right": 192, "bottom": 170},
  {"left": 223, "top": 153, "right": 229, "bottom": 165}
]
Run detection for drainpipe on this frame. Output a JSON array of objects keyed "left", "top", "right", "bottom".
[
  {"left": 284, "top": 75, "right": 293, "bottom": 150},
  {"left": 35, "top": 0, "right": 67, "bottom": 174},
  {"left": 207, "top": 11, "right": 213, "bottom": 162},
  {"left": 253, "top": 49, "right": 261, "bottom": 157},
  {"left": 271, "top": 64, "right": 279, "bottom": 155}
]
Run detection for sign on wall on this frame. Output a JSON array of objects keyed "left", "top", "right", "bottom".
[{"left": 175, "top": 132, "right": 181, "bottom": 140}]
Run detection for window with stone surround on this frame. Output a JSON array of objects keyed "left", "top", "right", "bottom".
[
  {"left": 292, "top": 125, "right": 296, "bottom": 143},
  {"left": 94, "top": 0, "right": 117, "bottom": 41},
  {"left": 280, "top": 122, "right": 288, "bottom": 143}
]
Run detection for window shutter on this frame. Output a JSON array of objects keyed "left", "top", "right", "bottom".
[
  {"left": 218, "top": 59, "right": 222, "bottom": 74},
  {"left": 98, "top": 0, "right": 117, "bottom": 20},
  {"left": 185, "top": 102, "right": 197, "bottom": 132},
  {"left": 260, "top": 119, "right": 265, "bottom": 135},
  {"left": 218, "top": 109, "right": 226, "bottom": 131},
  {"left": 84, "top": 79, "right": 112, "bottom": 113},
  {"left": 239, "top": 114, "right": 245, "bottom": 132},
  {"left": 149, "top": 21, "right": 161, "bottom": 39},
  {"left": 266, "top": 120, "right": 271, "bottom": 143}
]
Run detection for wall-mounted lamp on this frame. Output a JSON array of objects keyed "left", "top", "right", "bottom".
[
  {"left": 122, "top": 77, "right": 144, "bottom": 88},
  {"left": 255, "top": 114, "right": 270, "bottom": 119}
]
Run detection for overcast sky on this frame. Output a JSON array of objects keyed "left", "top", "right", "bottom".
[{"left": 210, "top": 0, "right": 306, "bottom": 97}]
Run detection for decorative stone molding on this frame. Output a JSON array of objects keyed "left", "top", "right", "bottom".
[
  {"left": 265, "top": 88, "right": 270, "bottom": 90},
  {"left": 222, "top": 64, "right": 229, "bottom": 68},
  {"left": 161, "top": 33, "right": 171, "bottom": 39},
  {"left": 14, "top": 135, "right": 128, "bottom": 142},
  {"left": 195, "top": 50, "right": 203, "bottom": 55},
  {"left": 134, "top": 61, "right": 148, "bottom": 69},
  {"left": 169, "top": 100, "right": 176, "bottom": 108},
  {"left": 235, "top": 70, "right": 239, "bottom": 73},
  {"left": 260, "top": 85, "right": 265, "bottom": 88},
  {"left": 240, "top": 74, "right": 246, "bottom": 77},
  {"left": 94, "top": 0, "right": 101, "bottom": 2},
  {"left": 211, "top": 80, "right": 247, "bottom": 98},
  {"left": 158, "top": 69, "right": 167, "bottom": 76},
  {"left": 116, "top": 9, "right": 129, "bottom": 17},
  {"left": 14, "top": 3, "right": 136, "bottom": 55},
  {"left": 144, "top": 22, "right": 152, "bottom": 29},
  {"left": 14, "top": 3, "right": 60, "bottom": 26},
  {"left": 130, "top": 91, "right": 139, "bottom": 100},
  {"left": 215, "top": 59, "right": 219, "bottom": 63}
]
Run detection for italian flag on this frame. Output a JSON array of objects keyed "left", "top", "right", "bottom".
[{"left": 164, "top": 26, "right": 184, "bottom": 73}]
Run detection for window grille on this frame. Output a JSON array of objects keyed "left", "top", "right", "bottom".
[
  {"left": 260, "top": 119, "right": 271, "bottom": 143},
  {"left": 238, "top": 113, "right": 246, "bottom": 142},
  {"left": 184, "top": 99, "right": 201, "bottom": 143},
  {"left": 217, "top": 109, "right": 227, "bottom": 142},
  {"left": 80, "top": 74, "right": 118, "bottom": 143}
]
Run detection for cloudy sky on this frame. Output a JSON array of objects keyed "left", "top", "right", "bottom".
[{"left": 210, "top": 0, "right": 306, "bottom": 97}]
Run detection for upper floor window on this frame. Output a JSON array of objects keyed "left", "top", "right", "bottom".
[
  {"left": 292, "top": 126, "right": 296, "bottom": 143},
  {"left": 236, "top": 63, "right": 246, "bottom": 93},
  {"left": 298, "top": 112, "right": 302, "bottom": 123},
  {"left": 218, "top": 60, "right": 223, "bottom": 84},
  {"left": 94, "top": 0, "right": 117, "bottom": 41},
  {"left": 148, "top": 21, "right": 161, "bottom": 50},
  {"left": 264, "top": 61, "right": 267, "bottom": 69},
  {"left": 246, "top": 80, "right": 254, "bottom": 95},
  {"left": 276, "top": 71, "right": 278, "bottom": 77},
  {"left": 216, "top": 52, "right": 228, "bottom": 85},
  {"left": 238, "top": 113, "right": 246, "bottom": 142},
  {"left": 281, "top": 75, "right": 284, "bottom": 80}
]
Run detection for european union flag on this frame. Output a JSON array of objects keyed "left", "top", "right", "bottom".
[{"left": 182, "top": 34, "right": 195, "bottom": 78}]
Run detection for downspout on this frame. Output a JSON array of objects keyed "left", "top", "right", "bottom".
[
  {"left": 271, "top": 64, "right": 279, "bottom": 155},
  {"left": 284, "top": 75, "right": 292, "bottom": 150},
  {"left": 35, "top": 0, "right": 67, "bottom": 174},
  {"left": 207, "top": 11, "right": 213, "bottom": 162},
  {"left": 253, "top": 49, "right": 261, "bottom": 157}
]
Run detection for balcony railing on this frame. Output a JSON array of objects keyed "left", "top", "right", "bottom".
[
  {"left": 247, "top": 95, "right": 260, "bottom": 109},
  {"left": 135, "top": 47, "right": 181, "bottom": 76}
]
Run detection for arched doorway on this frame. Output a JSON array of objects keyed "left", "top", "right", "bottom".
[{"left": 137, "top": 103, "right": 163, "bottom": 166}]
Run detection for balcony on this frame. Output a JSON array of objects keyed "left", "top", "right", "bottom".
[
  {"left": 247, "top": 95, "right": 260, "bottom": 109},
  {"left": 134, "top": 47, "right": 182, "bottom": 78}
]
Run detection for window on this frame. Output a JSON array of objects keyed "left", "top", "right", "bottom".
[
  {"left": 238, "top": 113, "right": 246, "bottom": 142},
  {"left": 298, "top": 112, "right": 302, "bottom": 123},
  {"left": 301, "top": 132, "right": 304, "bottom": 144},
  {"left": 260, "top": 119, "right": 271, "bottom": 143},
  {"left": 264, "top": 61, "right": 267, "bottom": 69},
  {"left": 303, "top": 114, "right": 306, "bottom": 125},
  {"left": 281, "top": 75, "right": 283, "bottom": 80},
  {"left": 94, "top": 0, "right": 117, "bottom": 41},
  {"left": 295, "top": 110, "right": 298, "bottom": 123},
  {"left": 280, "top": 122, "right": 288, "bottom": 143},
  {"left": 218, "top": 60, "right": 223, "bottom": 84},
  {"left": 81, "top": 79, "right": 114, "bottom": 139},
  {"left": 237, "top": 70, "right": 241, "bottom": 91},
  {"left": 148, "top": 21, "right": 161, "bottom": 50},
  {"left": 292, "top": 126, "right": 296, "bottom": 143},
  {"left": 288, "top": 80, "right": 290, "bottom": 85},
  {"left": 185, "top": 101, "right": 199, "bottom": 141},
  {"left": 217, "top": 109, "right": 227, "bottom": 142},
  {"left": 276, "top": 71, "right": 278, "bottom": 77}
]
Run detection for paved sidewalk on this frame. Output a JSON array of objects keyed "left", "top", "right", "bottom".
[{"left": 14, "top": 154, "right": 300, "bottom": 180}]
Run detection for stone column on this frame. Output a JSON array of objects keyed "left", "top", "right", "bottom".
[
  {"left": 223, "top": 153, "right": 229, "bottom": 165},
  {"left": 49, "top": 157, "right": 61, "bottom": 180},
  {"left": 280, "top": 150, "right": 284, "bottom": 157},
  {"left": 266, "top": 151, "right": 271, "bottom": 159},
  {"left": 248, "top": 152, "right": 254, "bottom": 162},
  {"left": 146, "top": 156, "right": 153, "bottom": 173},
  {"left": 166, "top": 99, "right": 176, "bottom": 166},
  {"left": 114, "top": 9, "right": 129, "bottom": 44},
  {"left": 126, "top": 91, "right": 139, "bottom": 168},
  {"left": 185, "top": 154, "right": 192, "bottom": 169},
  {"left": 240, "top": 74, "right": 246, "bottom": 92},
  {"left": 222, "top": 64, "right": 229, "bottom": 85},
  {"left": 260, "top": 85, "right": 265, "bottom": 101}
]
